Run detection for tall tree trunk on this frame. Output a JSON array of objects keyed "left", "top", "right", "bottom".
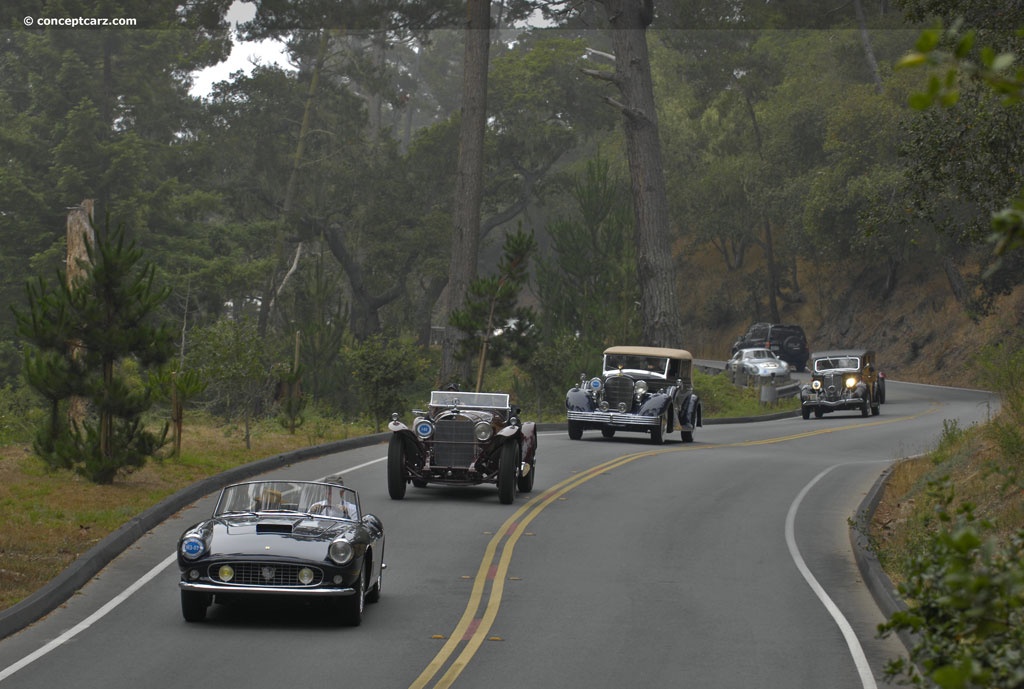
[
  {"left": 440, "top": 0, "right": 490, "bottom": 384},
  {"left": 66, "top": 200, "right": 95, "bottom": 431},
  {"left": 853, "top": 0, "right": 884, "bottom": 94},
  {"left": 600, "top": 0, "right": 685, "bottom": 347},
  {"left": 258, "top": 31, "right": 328, "bottom": 336}
]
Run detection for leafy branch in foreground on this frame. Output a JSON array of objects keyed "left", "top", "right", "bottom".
[
  {"left": 897, "top": 22, "right": 1024, "bottom": 264},
  {"left": 878, "top": 482, "right": 1024, "bottom": 689}
]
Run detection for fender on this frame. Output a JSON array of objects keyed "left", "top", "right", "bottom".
[
  {"left": 520, "top": 421, "right": 537, "bottom": 464},
  {"left": 637, "top": 392, "right": 671, "bottom": 417},
  {"left": 565, "top": 387, "right": 593, "bottom": 412},
  {"left": 678, "top": 393, "right": 702, "bottom": 429}
]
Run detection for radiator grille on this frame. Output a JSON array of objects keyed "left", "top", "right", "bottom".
[
  {"left": 434, "top": 419, "right": 477, "bottom": 468},
  {"left": 822, "top": 373, "right": 842, "bottom": 401},
  {"left": 603, "top": 376, "right": 635, "bottom": 410},
  {"left": 209, "top": 561, "right": 324, "bottom": 587}
]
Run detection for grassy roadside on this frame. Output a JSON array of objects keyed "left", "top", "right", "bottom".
[{"left": 869, "top": 417, "right": 1024, "bottom": 586}]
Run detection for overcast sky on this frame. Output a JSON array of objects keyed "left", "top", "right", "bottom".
[{"left": 190, "top": 1, "right": 290, "bottom": 98}]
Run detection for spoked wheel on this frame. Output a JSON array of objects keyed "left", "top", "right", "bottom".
[
  {"left": 498, "top": 441, "right": 518, "bottom": 504},
  {"left": 387, "top": 434, "right": 408, "bottom": 500},
  {"left": 651, "top": 414, "right": 667, "bottom": 444},
  {"left": 517, "top": 462, "right": 535, "bottom": 493}
]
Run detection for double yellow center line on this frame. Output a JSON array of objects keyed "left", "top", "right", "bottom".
[{"left": 408, "top": 405, "right": 938, "bottom": 689}]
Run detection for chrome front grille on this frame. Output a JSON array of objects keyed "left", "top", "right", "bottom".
[
  {"left": 209, "top": 562, "right": 324, "bottom": 587},
  {"left": 434, "top": 418, "right": 477, "bottom": 468},
  {"left": 822, "top": 373, "right": 842, "bottom": 401},
  {"left": 603, "top": 376, "right": 635, "bottom": 410}
]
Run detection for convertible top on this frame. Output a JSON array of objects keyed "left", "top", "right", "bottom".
[{"left": 603, "top": 346, "right": 692, "bottom": 360}]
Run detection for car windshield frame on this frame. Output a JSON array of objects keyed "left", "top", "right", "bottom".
[
  {"left": 813, "top": 357, "right": 861, "bottom": 372},
  {"left": 428, "top": 390, "right": 510, "bottom": 410},
  {"left": 214, "top": 480, "right": 360, "bottom": 521},
  {"left": 603, "top": 354, "right": 670, "bottom": 378}
]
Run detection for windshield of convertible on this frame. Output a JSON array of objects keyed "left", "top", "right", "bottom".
[
  {"left": 429, "top": 391, "right": 510, "bottom": 409},
  {"left": 604, "top": 354, "right": 670, "bottom": 377},
  {"left": 814, "top": 357, "right": 861, "bottom": 372},
  {"left": 214, "top": 481, "right": 359, "bottom": 520}
]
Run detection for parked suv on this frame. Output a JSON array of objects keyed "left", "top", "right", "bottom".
[{"left": 732, "top": 322, "right": 809, "bottom": 372}]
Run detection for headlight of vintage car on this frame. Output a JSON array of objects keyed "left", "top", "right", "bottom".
[
  {"left": 845, "top": 376, "right": 858, "bottom": 389},
  {"left": 588, "top": 377, "right": 603, "bottom": 394},
  {"left": 811, "top": 379, "right": 822, "bottom": 391},
  {"left": 329, "top": 538, "right": 354, "bottom": 565},
  {"left": 180, "top": 535, "right": 206, "bottom": 560},
  {"left": 218, "top": 564, "right": 235, "bottom": 582},
  {"left": 474, "top": 421, "right": 494, "bottom": 442},
  {"left": 297, "top": 567, "right": 316, "bottom": 585},
  {"left": 633, "top": 380, "right": 648, "bottom": 396},
  {"left": 414, "top": 419, "right": 434, "bottom": 439}
]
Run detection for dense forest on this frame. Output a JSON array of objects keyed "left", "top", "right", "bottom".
[{"left": 1, "top": 0, "right": 1022, "bottom": 459}]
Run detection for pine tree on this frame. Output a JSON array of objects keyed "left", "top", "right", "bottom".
[{"left": 13, "top": 220, "right": 174, "bottom": 483}]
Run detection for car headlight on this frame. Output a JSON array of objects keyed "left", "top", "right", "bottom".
[
  {"left": 298, "top": 567, "right": 315, "bottom": 585},
  {"left": 415, "top": 419, "right": 434, "bottom": 439},
  {"left": 634, "top": 380, "right": 648, "bottom": 396},
  {"left": 811, "top": 380, "right": 822, "bottom": 391},
  {"left": 180, "top": 536, "right": 206, "bottom": 560},
  {"left": 588, "top": 377, "right": 603, "bottom": 392},
  {"left": 218, "top": 564, "right": 234, "bottom": 582},
  {"left": 474, "top": 421, "right": 493, "bottom": 442},
  {"left": 845, "top": 376, "right": 858, "bottom": 389},
  {"left": 329, "top": 539, "right": 354, "bottom": 565}
]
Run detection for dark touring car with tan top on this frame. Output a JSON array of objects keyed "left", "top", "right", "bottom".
[{"left": 565, "top": 346, "right": 702, "bottom": 443}]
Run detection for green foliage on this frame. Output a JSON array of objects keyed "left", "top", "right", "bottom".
[
  {"left": 534, "top": 154, "right": 640, "bottom": 350},
  {"left": 186, "top": 317, "right": 274, "bottom": 448},
  {"left": 879, "top": 489, "right": 1024, "bottom": 689},
  {"left": 896, "top": 18, "right": 1024, "bottom": 295},
  {"left": 450, "top": 229, "right": 538, "bottom": 391},
  {"left": 12, "top": 221, "right": 174, "bottom": 483},
  {"left": 0, "top": 380, "right": 45, "bottom": 445},
  {"left": 342, "top": 334, "right": 429, "bottom": 432}
]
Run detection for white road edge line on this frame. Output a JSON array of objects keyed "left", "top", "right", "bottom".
[
  {"left": 786, "top": 465, "right": 877, "bottom": 689},
  {"left": 0, "top": 457, "right": 386, "bottom": 683}
]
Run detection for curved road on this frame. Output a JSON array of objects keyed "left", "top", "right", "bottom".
[{"left": 0, "top": 380, "right": 997, "bottom": 689}]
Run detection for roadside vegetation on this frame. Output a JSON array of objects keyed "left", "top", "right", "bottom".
[{"left": 870, "top": 341, "right": 1024, "bottom": 689}]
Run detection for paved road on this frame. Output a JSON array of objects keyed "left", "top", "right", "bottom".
[{"left": 0, "top": 380, "right": 997, "bottom": 689}]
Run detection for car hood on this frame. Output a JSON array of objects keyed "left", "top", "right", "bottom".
[
  {"left": 202, "top": 515, "right": 358, "bottom": 560},
  {"left": 433, "top": 408, "right": 499, "bottom": 423}
]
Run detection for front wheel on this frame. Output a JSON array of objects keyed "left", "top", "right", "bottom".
[
  {"left": 181, "top": 590, "right": 208, "bottom": 623},
  {"left": 517, "top": 462, "right": 535, "bottom": 493},
  {"left": 568, "top": 420, "right": 583, "bottom": 440},
  {"left": 387, "top": 434, "right": 408, "bottom": 500},
  {"left": 338, "top": 567, "right": 366, "bottom": 627},
  {"left": 498, "top": 441, "right": 518, "bottom": 504},
  {"left": 801, "top": 406, "right": 811, "bottom": 420},
  {"left": 651, "top": 414, "right": 667, "bottom": 444}
]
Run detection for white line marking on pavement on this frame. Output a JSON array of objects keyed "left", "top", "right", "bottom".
[
  {"left": 0, "top": 458, "right": 385, "bottom": 683},
  {"left": 786, "top": 465, "right": 878, "bottom": 689}
]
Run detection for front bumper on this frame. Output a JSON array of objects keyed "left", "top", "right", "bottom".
[
  {"left": 567, "top": 410, "right": 662, "bottom": 428},
  {"left": 801, "top": 396, "right": 864, "bottom": 411},
  {"left": 179, "top": 580, "right": 358, "bottom": 597}
]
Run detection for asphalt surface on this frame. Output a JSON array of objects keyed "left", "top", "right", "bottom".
[{"left": 0, "top": 405, "right": 898, "bottom": 644}]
